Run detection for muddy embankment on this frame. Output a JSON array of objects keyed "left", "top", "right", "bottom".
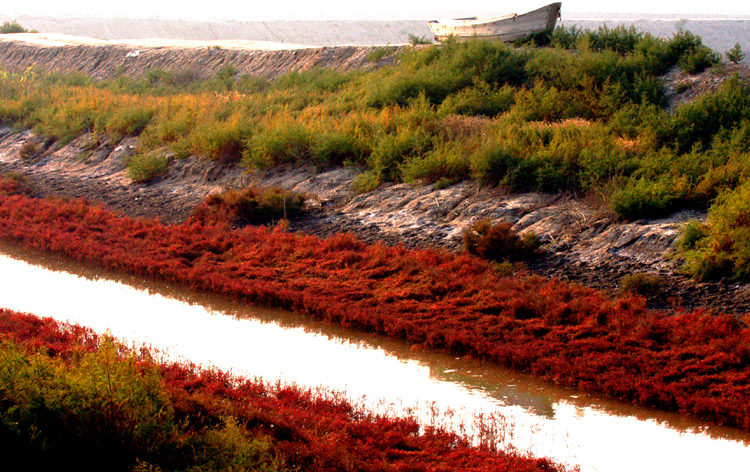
[{"left": 1, "top": 36, "right": 749, "bottom": 314}]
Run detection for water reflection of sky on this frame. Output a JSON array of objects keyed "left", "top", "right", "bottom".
[{"left": 0, "top": 245, "right": 749, "bottom": 472}]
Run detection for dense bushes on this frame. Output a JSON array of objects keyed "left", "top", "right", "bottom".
[
  {"left": 0, "top": 25, "right": 748, "bottom": 225},
  {"left": 680, "top": 182, "right": 750, "bottom": 280},
  {"left": 0, "top": 21, "right": 31, "bottom": 34},
  {"left": 0, "top": 310, "right": 561, "bottom": 472},
  {"left": 0, "top": 339, "right": 191, "bottom": 471},
  {"left": 0, "top": 188, "right": 749, "bottom": 430}
]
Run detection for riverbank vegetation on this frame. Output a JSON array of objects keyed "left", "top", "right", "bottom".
[
  {"left": 191, "top": 186, "right": 306, "bottom": 227},
  {"left": 0, "top": 183, "right": 747, "bottom": 431},
  {"left": 0, "top": 21, "right": 35, "bottom": 34},
  {"left": 1, "top": 26, "right": 750, "bottom": 277},
  {"left": 0, "top": 308, "right": 562, "bottom": 471}
]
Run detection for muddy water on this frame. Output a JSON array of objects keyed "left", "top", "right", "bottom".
[{"left": 0, "top": 242, "right": 748, "bottom": 472}]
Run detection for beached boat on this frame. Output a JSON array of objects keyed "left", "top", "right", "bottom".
[{"left": 428, "top": 2, "right": 562, "bottom": 42}]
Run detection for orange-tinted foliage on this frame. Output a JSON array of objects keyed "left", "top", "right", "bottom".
[{"left": 0, "top": 186, "right": 748, "bottom": 430}]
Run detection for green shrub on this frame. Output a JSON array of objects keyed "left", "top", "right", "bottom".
[
  {"left": 678, "top": 220, "right": 708, "bottom": 251},
  {"left": 212, "top": 64, "right": 238, "bottom": 91},
  {"left": 725, "top": 43, "right": 745, "bottom": 64},
  {"left": 368, "top": 40, "right": 527, "bottom": 108},
  {"left": 550, "top": 26, "right": 583, "bottom": 49},
  {"left": 665, "top": 76, "right": 750, "bottom": 154},
  {"left": 408, "top": 34, "right": 431, "bottom": 45},
  {"left": 190, "top": 119, "right": 251, "bottom": 162},
  {"left": 584, "top": 25, "right": 643, "bottom": 54},
  {"left": 628, "top": 34, "right": 672, "bottom": 75},
  {"left": 140, "top": 108, "right": 194, "bottom": 150},
  {"left": 511, "top": 81, "right": 579, "bottom": 122},
  {"left": 0, "top": 339, "right": 177, "bottom": 468},
  {"left": 666, "top": 29, "right": 720, "bottom": 74},
  {"left": 438, "top": 82, "right": 515, "bottom": 117},
  {"left": 0, "top": 339, "right": 285, "bottom": 471},
  {"left": 0, "top": 21, "right": 30, "bottom": 34},
  {"left": 351, "top": 171, "right": 381, "bottom": 193},
  {"left": 312, "top": 130, "right": 368, "bottom": 168},
  {"left": 186, "top": 418, "right": 280, "bottom": 471},
  {"left": 680, "top": 47, "right": 721, "bottom": 74},
  {"left": 681, "top": 182, "right": 750, "bottom": 280},
  {"left": 681, "top": 248, "right": 734, "bottom": 281},
  {"left": 368, "top": 72, "right": 454, "bottom": 107},
  {"left": 127, "top": 152, "right": 169, "bottom": 182},
  {"left": 576, "top": 139, "right": 631, "bottom": 191},
  {"left": 367, "top": 47, "right": 394, "bottom": 63},
  {"left": 470, "top": 141, "right": 522, "bottom": 185},
  {"left": 235, "top": 75, "right": 271, "bottom": 94},
  {"left": 608, "top": 101, "right": 666, "bottom": 139},
  {"left": 665, "top": 29, "right": 703, "bottom": 63},
  {"left": 512, "top": 28, "right": 554, "bottom": 47},
  {"left": 401, "top": 141, "right": 471, "bottom": 183},
  {"left": 368, "top": 128, "right": 433, "bottom": 181},
  {"left": 463, "top": 219, "right": 541, "bottom": 262},
  {"left": 273, "top": 68, "right": 351, "bottom": 93},
  {"left": 105, "top": 107, "right": 155, "bottom": 142},
  {"left": 609, "top": 175, "right": 688, "bottom": 220},
  {"left": 245, "top": 123, "right": 313, "bottom": 169}
]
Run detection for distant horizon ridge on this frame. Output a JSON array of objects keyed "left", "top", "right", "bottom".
[{"left": 4, "top": 11, "right": 750, "bottom": 22}]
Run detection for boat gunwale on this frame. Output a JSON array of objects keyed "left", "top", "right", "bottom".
[{"left": 428, "top": 2, "right": 561, "bottom": 39}]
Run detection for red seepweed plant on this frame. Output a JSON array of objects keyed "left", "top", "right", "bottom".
[{"left": 0, "top": 185, "right": 748, "bottom": 431}]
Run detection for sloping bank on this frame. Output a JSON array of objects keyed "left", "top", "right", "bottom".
[
  {"left": 0, "top": 33, "right": 399, "bottom": 80},
  {"left": 0, "top": 182, "right": 748, "bottom": 431}
]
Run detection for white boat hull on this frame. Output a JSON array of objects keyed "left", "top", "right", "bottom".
[{"left": 429, "top": 2, "right": 562, "bottom": 42}]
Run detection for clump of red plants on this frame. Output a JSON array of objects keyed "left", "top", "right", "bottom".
[
  {"left": 0, "top": 308, "right": 563, "bottom": 472},
  {"left": 0, "top": 182, "right": 748, "bottom": 431}
]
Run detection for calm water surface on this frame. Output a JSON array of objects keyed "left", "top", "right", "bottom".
[{"left": 0, "top": 242, "right": 748, "bottom": 472}]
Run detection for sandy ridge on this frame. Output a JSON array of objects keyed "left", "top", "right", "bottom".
[{"left": 0, "top": 33, "right": 400, "bottom": 80}]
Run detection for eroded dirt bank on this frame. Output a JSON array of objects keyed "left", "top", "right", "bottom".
[
  {"left": 0, "top": 34, "right": 399, "bottom": 80},
  {"left": 2, "top": 126, "right": 749, "bottom": 314}
]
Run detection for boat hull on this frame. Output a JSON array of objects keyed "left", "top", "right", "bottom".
[{"left": 429, "top": 2, "right": 562, "bottom": 42}]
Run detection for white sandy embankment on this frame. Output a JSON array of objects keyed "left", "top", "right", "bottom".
[
  {"left": 0, "top": 32, "right": 401, "bottom": 80},
  {"left": 0, "top": 32, "right": 314, "bottom": 50},
  {"left": 1, "top": 14, "right": 749, "bottom": 58}
]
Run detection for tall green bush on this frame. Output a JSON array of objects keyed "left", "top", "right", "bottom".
[
  {"left": 725, "top": 43, "right": 745, "bottom": 64},
  {"left": 681, "top": 182, "right": 750, "bottom": 280}
]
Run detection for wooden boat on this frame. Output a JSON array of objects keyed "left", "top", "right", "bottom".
[{"left": 428, "top": 2, "right": 562, "bottom": 42}]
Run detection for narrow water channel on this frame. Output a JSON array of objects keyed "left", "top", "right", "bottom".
[{"left": 0, "top": 242, "right": 748, "bottom": 472}]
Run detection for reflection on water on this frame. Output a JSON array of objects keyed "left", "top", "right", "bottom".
[{"left": 0, "top": 241, "right": 748, "bottom": 472}]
